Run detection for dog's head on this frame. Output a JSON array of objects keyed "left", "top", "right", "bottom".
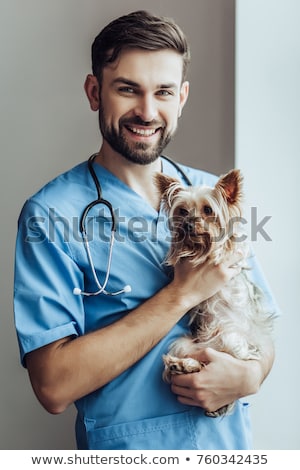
[{"left": 155, "top": 169, "right": 244, "bottom": 266}]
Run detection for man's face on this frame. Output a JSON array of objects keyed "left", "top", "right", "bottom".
[{"left": 97, "top": 49, "right": 189, "bottom": 165}]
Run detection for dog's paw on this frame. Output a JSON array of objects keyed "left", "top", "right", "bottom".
[
  {"left": 162, "top": 354, "right": 204, "bottom": 383},
  {"left": 205, "top": 402, "right": 235, "bottom": 418}
]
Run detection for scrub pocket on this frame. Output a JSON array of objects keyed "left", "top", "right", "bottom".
[
  {"left": 84, "top": 411, "right": 198, "bottom": 450},
  {"left": 190, "top": 402, "right": 253, "bottom": 450}
]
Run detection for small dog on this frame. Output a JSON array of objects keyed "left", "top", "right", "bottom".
[{"left": 155, "top": 169, "right": 274, "bottom": 417}]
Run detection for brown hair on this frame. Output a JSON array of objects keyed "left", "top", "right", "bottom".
[{"left": 91, "top": 10, "right": 190, "bottom": 84}]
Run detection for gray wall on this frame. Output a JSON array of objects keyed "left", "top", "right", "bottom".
[{"left": 4, "top": 0, "right": 286, "bottom": 451}]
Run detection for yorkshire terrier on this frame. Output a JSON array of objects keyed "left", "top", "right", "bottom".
[{"left": 155, "top": 169, "right": 274, "bottom": 417}]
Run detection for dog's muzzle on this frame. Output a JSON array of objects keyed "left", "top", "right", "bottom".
[{"left": 183, "top": 219, "right": 195, "bottom": 234}]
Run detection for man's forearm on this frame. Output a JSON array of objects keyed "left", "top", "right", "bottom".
[
  {"left": 26, "top": 254, "right": 243, "bottom": 414},
  {"left": 242, "top": 337, "right": 275, "bottom": 397},
  {"left": 26, "top": 282, "right": 191, "bottom": 414}
]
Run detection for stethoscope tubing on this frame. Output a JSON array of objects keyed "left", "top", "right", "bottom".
[{"left": 74, "top": 153, "right": 192, "bottom": 297}]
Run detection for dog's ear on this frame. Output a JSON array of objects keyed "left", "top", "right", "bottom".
[
  {"left": 215, "top": 169, "right": 243, "bottom": 205},
  {"left": 153, "top": 173, "right": 183, "bottom": 209},
  {"left": 154, "top": 173, "right": 181, "bottom": 195}
]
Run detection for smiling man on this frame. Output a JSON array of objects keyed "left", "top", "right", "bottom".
[
  {"left": 14, "top": 10, "right": 276, "bottom": 450},
  {"left": 87, "top": 48, "right": 188, "bottom": 167}
]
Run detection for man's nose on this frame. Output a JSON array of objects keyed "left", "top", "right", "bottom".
[{"left": 134, "top": 95, "right": 158, "bottom": 122}]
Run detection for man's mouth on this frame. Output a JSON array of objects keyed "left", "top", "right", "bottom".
[
  {"left": 127, "top": 126, "right": 158, "bottom": 136},
  {"left": 123, "top": 124, "right": 162, "bottom": 140}
]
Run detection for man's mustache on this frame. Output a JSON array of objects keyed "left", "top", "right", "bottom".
[{"left": 120, "top": 116, "right": 165, "bottom": 127}]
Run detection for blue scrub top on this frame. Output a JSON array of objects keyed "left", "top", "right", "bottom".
[{"left": 14, "top": 157, "right": 277, "bottom": 450}]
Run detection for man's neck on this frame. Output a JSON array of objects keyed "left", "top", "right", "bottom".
[{"left": 94, "top": 145, "right": 162, "bottom": 211}]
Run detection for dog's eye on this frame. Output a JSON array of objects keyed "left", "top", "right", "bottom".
[
  {"left": 203, "top": 205, "right": 213, "bottom": 215},
  {"left": 179, "top": 207, "right": 189, "bottom": 217}
]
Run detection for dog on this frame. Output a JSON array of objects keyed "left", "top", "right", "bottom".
[{"left": 155, "top": 169, "right": 274, "bottom": 417}]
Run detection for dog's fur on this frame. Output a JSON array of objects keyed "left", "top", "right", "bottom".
[{"left": 155, "top": 169, "right": 274, "bottom": 417}]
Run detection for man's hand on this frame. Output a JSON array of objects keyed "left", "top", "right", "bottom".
[
  {"left": 170, "top": 345, "right": 274, "bottom": 413},
  {"left": 171, "top": 251, "right": 244, "bottom": 313}
]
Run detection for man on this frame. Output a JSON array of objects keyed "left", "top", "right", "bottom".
[{"left": 14, "top": 10, "right": 276, "bottom": 450}]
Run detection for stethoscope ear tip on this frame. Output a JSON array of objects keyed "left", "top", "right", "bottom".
[
  {"left": 73, "top": 287, "right": 82, "bottom": 295},
  {"left": 123, "top": 285, "right": 132, "bottom": 293}
]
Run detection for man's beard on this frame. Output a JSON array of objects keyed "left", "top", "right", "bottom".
[{"left": 99, "top": 109, "right": 174, "bottom": 165}]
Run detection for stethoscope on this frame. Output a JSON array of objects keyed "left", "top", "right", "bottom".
[{"left": 73, "top": 153, "right": 192, "bottom": 297}]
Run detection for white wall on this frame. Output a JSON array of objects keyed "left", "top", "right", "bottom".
[
  {"left": 236, "top": 0, "right": 300, "bottom": 449},
  {"left": 0, "top": 0, "right": 235, "bottom": 449}
]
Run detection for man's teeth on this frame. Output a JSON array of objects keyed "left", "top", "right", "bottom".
[{"left": 129, "top": 127, "right": 157, "bottom": 136}]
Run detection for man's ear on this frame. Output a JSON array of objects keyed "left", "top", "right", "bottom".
[
  {"left": 84, "top": 74, "right": 100, "bottom": 111},
  {"left": 178, "top": 80, "right": 189, "bottom": 118}
]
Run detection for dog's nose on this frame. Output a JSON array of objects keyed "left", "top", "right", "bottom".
[{"left": 184, "top": 220, "right": 194, "bottom": 233}]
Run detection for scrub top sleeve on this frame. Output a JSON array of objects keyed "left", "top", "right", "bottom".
[
  {"left": 14, "top": 199, "right": 85, "bottom": 366},
  {"left": 246, "top": 248, "right": 281, "bottom": 318}
]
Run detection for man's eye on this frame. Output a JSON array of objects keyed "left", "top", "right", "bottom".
[
  {"left": 119, "top": 87, "right": 135, "bottom": 94},
  {"left": 203, "top": 205, "right": 213, "bottom": 215},
  {"left": 157, "top": 90, "right": 173, "bottom": 96}
]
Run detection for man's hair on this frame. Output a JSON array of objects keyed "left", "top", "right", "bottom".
[{"left": 91, "top": 10, "right": 190, "bottom": 84}]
